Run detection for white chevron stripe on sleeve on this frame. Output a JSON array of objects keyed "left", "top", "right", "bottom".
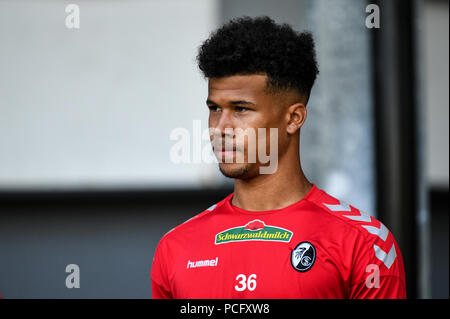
[
  {"left": 373, "top": 243, "right": 397, "bottom": 269},
  {"left": 323, "top": 201, "right": 372, "bottom": 222},
  {"left": 323, "top": 201, "right": 351, "bottom": 212},
  {"left": 342, "top": 210, "right": 372, "bottom": 223},
  {"left": 361, "top": 223, "right": 389, "bottom": 241}
]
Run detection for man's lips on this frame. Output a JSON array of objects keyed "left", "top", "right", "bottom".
[
  {"left": 213, "top": 147, "right": 242, "bottom": 160},
  {"left": 214, "top": 148, "right": 237, "bottom": 152},
  {"left": 213, "top": 145, "right": 242, "bottom": 153},
  {"left": 217, "top": 151, "right": 237, "bottom": 157},
  {"left": 213, "top": 147, "right": 242, "bottom": 153}
]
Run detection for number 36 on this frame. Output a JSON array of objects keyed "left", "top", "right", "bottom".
[{"left": 234, "top": 274, "right": 257, "bottom": 292}]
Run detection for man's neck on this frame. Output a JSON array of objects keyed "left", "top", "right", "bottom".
[{"left": 231, "top": 159, "right": 313, "bottom": 212}]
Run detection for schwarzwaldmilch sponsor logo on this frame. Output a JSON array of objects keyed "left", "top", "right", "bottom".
[{"left": 215, "top": 219, "right": 293, "bottom": 245}]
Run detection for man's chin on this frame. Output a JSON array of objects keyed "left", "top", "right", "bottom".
[{"left": 218, "top": 163, "right": 255, "bottom": 179}]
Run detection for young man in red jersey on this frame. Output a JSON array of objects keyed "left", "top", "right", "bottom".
[{"left": 151, "top": 16, "right": 406, "bottom": 299}]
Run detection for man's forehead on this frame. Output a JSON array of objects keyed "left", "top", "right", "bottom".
[{"left": 207, "top": 74, "right": 268, "bottom": 97}]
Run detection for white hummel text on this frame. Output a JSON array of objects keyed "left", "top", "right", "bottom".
[{"left": 187, "top": 257, "right": 219, "bottom": 269}]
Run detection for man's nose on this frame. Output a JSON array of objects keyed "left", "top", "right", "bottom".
[{"left": 213, "top": 111, "right": 234, "bottom": 135}]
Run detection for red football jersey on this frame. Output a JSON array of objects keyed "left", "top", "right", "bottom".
[{"left": 151, "top": 184, "right": 406, "bottom": 299}]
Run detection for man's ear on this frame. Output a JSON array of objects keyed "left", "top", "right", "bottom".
[{"left": 286, "top": 103, "right": 307, "bottom": 135}]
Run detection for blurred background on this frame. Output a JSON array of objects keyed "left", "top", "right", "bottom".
[{"left": 0, "top": 0, "right": 447, "bottom": 299}]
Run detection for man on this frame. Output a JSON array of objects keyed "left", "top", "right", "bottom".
[{"left": 151, "top": 16, "right": 406, "bottom": 298}]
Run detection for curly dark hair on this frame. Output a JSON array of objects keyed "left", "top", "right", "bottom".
[{"left": 197, "top": 16, "right": 319, "bottom": 101}]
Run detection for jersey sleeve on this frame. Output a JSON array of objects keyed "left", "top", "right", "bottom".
[
  {"left": 151, "top": 237, "right": 173, "bottom": 299},
  {"left": 349, "top": 220, "right": 406, "bottom": 299}
]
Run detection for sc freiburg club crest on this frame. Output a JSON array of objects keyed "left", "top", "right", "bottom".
[{"left": 291, "top": 241, "right": 316, "bottom": 272}]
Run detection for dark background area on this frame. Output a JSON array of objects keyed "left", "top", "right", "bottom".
[{"left": 0, "top": 189, "right": 232, "bottom": 298}]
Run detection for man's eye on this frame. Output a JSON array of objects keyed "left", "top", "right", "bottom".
[
  {"left": 208, "top": 105, "right": 221, "bottom": 112},
  {"left": 235, "top": 107, "right": 249, "bottom": 113}
]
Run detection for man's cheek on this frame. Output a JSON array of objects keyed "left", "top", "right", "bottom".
[{"left": 236, "top": 131, "right": 257, "bottom": 164}]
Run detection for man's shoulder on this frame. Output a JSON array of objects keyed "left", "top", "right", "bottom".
[
  {"left": 311, "top": 187, "right": 404, "bottom": 283},
  {"left": 159, "top": 194, "right": 232, "bottom": 243},
  {"left": 307, "top": 186, "right": 395, "bottom": 248}
]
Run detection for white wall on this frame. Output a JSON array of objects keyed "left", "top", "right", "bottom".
[
  {"left": 424, "top": 0, "right": 449, "bottom": 189},
  {"left": 0, "top": 0, "right": 223, "bottom": 190}
]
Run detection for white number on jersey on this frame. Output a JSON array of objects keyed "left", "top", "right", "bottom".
[{"left": 234, "top": 274, "right": 257, "bottom": 292}]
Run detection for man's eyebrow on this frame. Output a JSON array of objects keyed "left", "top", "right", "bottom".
[
  {"left": 229, "top": 100, "right": 256, "bottom": 106},
  {"left": 206, "top": 99, "right": 256, "bottom": 106}
]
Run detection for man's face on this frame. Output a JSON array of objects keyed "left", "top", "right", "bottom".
[{"left": 207, "top": 74, "right": 285, "bottom": 179}]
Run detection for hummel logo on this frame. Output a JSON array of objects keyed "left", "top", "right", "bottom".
[{"left": 186, "top": 257, "right": 218, "bottom": 269}]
